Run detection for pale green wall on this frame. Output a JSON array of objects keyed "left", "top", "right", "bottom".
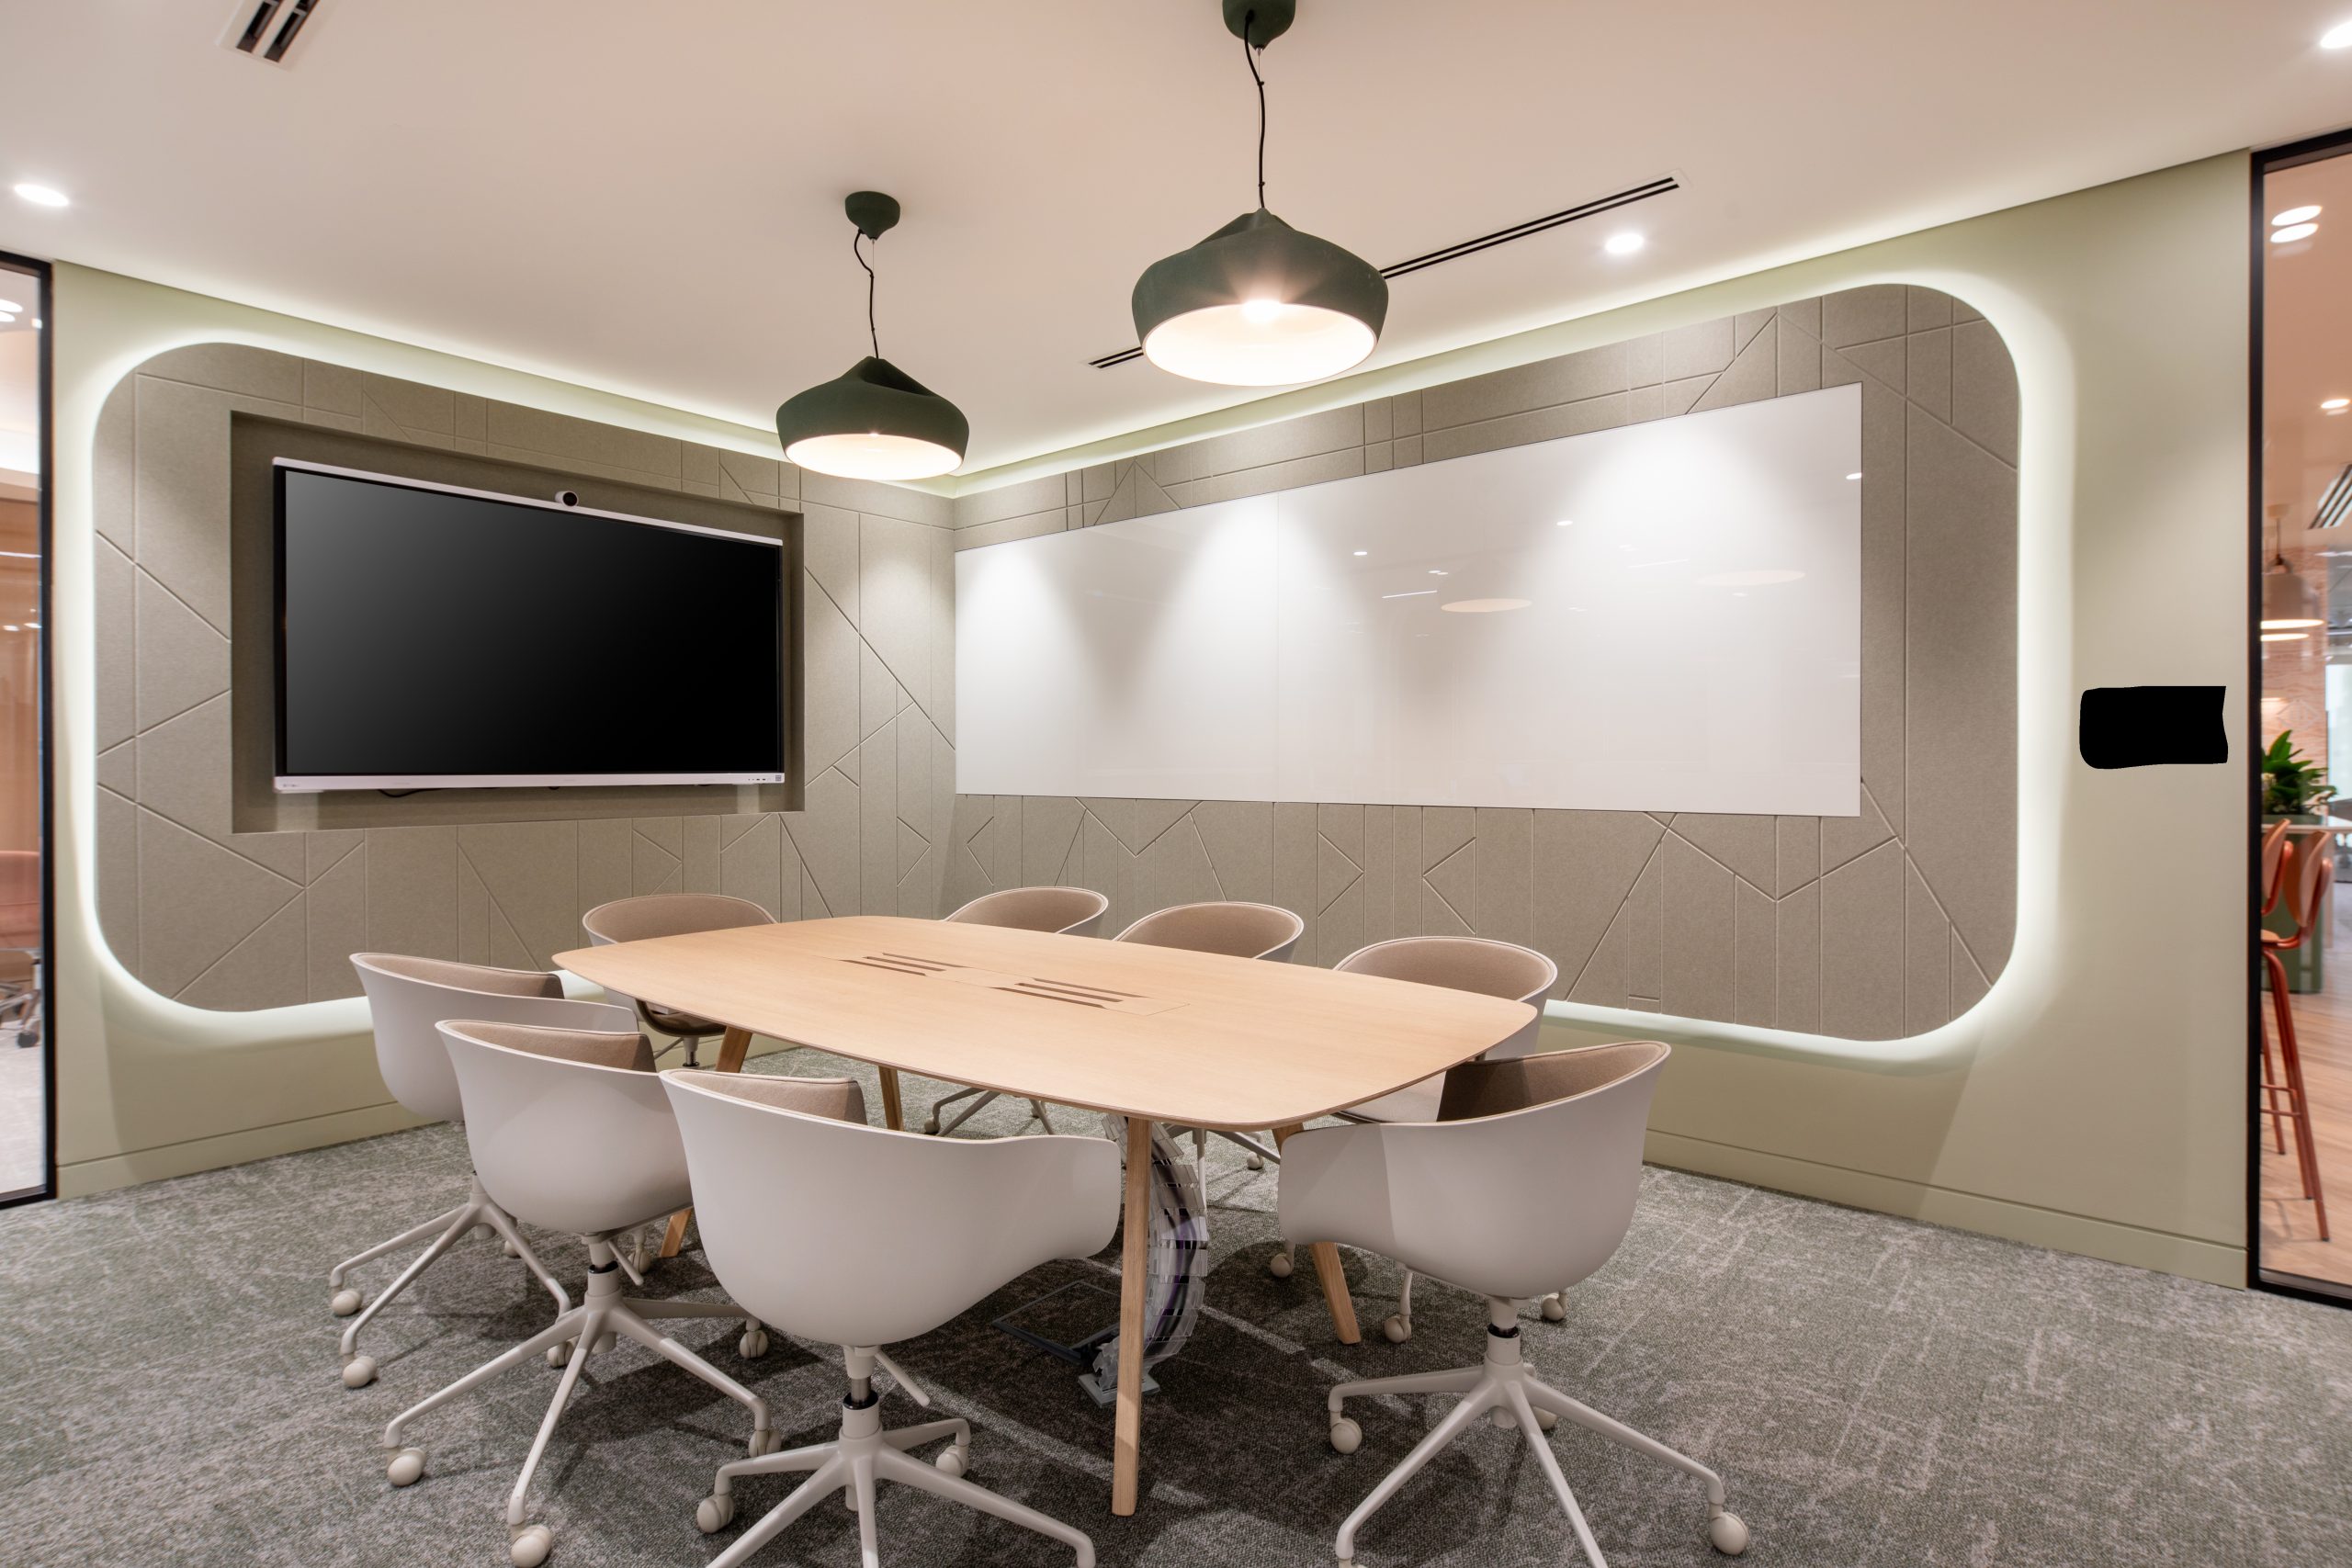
[
  {"left": 47, "top": 153, "right": 2254, "bottom": 1288},
  {"left": 956, "top": 153, "right": 2254, "bottom": 1285}
]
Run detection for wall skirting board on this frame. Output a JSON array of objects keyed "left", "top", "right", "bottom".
[
  {"left": 943, "top": 286, "right": 2019, "bottom": 1043},
  {"left": 92, "top": 344, "right": 958, "bottom": 1010}
]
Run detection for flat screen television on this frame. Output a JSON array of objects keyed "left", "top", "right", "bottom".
[{"left": 273, "top": 459, "right": 786, "bottom": 791}]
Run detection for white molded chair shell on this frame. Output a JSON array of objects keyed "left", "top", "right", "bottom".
[
  {"left": 438, "top": 1020, "right": 685, "bottom": 1239},
  {"left": 582, "top": 894, "right": 775, "bottom": 1035},
  {"left": 352, "top": 953, "right": 632, "bottom": 1125},
  {"left": 1114, "top": 900, "right": 1305, "bottom": 963},
  {"left": 1279, "top": 1042, "right": 1668, "bottom": 1303},
  {"left": 663, "top": 1068, "right": 1120, "bottom": 1348},
  {"left": 944, "top": 886, "right": 1110, "bottom": 937},
  {"left": 1334, "top": 937, "right": 1559, "bottom": 1122}
]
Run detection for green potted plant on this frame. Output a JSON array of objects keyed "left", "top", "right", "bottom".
[
  {"left": 2263, "top": 729, "right": 2335, "bottom": 821},
  {"left": 2262, "top": 729, "right": 2335, "bottom": 991}
]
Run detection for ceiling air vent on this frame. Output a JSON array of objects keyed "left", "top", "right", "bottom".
[
  {"left": 2317, "top": 464, "right": 2352, "bottom": 531},
  {"left": 220, "top": 0, "right": 327, "bottom": 66},
  {"left": 1087, "top": 174, "right": 1681, "bottom": 368}
]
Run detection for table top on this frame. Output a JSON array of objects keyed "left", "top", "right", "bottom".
[{"left": 555, "top": 915, "right": 1537, "bottom": 1129}]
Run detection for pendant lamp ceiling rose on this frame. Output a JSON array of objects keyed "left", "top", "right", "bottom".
[
  {"left": 1222, "top": 0, "right": 1294, "bottom": 47},
  {"left": 843, "top": 190, "right": 900, "bottom": 242}
]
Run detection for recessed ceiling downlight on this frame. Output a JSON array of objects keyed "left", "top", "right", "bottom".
[
  {"left": 1603, "top": 231, "right": 1645, "bottom": 256},
  {"left": 1131, "top": 2, "right": 1386, "bottom": 387},
  {"left": 2324, "top": 19, "right": 2352, "bottom": 49},
  {"left": 2324, "top": 397, "right": 2350, "bottom": 412},
  {"left": 2275, "top": 205, "right": 2324, "bottom": 226},
  {"left": 1696, "top": 569, "right": 1805, "bottom": 588},
  {"left": 12, "top": 184, "right": 67, "bottom": 208},
  {"left": 2273, "top": 222, "right": 2320, "bottom": 244},
  {"left": 1440, "top": 598, "right": 1531, "bottom": 614},
  {"left": 774, "top": 191, "right": 967, "bottom": 481}
]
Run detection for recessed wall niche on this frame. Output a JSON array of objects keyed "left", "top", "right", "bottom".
[
  {"left": 95, "top": 344, "right": 957, "bottom": 1010},
  {"left": 942, "top": 286, "right": 2019, "bottom": 1043}
]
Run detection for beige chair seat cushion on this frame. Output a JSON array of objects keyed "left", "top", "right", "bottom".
[
  {"left": 447, "top": 1019, "right": 656, "bottom": 1073},
  {"left": 642, "top": 1001, "right": 724, "bottom": 1036},
  {"left": 1342, "top": 1074, "right": 1445, "bottom": 1124}
]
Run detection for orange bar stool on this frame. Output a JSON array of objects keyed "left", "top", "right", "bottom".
[
  {"left": 2259, "top": 831, "right": 2331, "bottom": 1241},
  {"left": 2258, "top": 820, "right": 2290, "bottom": 1155}
]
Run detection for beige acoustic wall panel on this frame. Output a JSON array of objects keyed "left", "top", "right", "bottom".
[{"left": 948, "top": 288, "right": 2015, "bottom": 1042}]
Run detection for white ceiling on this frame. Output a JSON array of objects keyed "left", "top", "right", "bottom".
[{"left": 3, "top": 1, "right": 2351, "bottom": 474}]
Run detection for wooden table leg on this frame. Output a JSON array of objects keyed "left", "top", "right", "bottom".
[
  {"left": 661, "top": 1026, "right": 755, "bottom": 1258},
  {"left": 1112, "top": 1115, "right": 1152, "bottom": 1516},
  {"left": 878, "top": 1066, "right": 905, "bottom": 1132},
  {"left": 1273, "top": 1122, "right": 1361, "bottom": 1345}
]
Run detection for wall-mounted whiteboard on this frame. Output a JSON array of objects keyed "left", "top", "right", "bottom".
[{"left": 956, "top": 382, "right": 1860, "bottom": 817}]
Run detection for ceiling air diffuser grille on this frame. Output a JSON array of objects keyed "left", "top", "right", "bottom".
[{"left": 220, "top": 0, "right": 327, "bottom": 66}]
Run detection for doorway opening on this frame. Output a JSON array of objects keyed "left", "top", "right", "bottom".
[
  {"left": 0, "top": 252, "right": 51, "bottom": 1207},
  {"left": 2253, "top": 133, "right": 2352, "bottom": 1299}
]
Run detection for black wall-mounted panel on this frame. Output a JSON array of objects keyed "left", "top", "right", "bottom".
[{"left": 2078, "top": 685, "right": 2229, "bottom": 769}]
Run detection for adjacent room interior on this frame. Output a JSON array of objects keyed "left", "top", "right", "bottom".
[{"left": 2, "top": 6, "right": 2349, "bottom": 1567}]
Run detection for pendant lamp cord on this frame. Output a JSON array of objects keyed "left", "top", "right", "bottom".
[
  {"left": 1243, "top": 10, "right": 1267, "bottom": 209},
  {"left": 853, "top": 230, "right": 881, "bottom": 358}
]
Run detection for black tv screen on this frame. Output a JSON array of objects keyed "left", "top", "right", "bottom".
[{"left": 274, "top": 460, "right": 786, "bottom": 790}]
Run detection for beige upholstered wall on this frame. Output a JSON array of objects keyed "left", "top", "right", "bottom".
[
  {"left": 944, "top": 286, "right": 2018, "bottom": 1042},
  {"left": 91, "top": 344, "right": 956, "bottom": 1010}
]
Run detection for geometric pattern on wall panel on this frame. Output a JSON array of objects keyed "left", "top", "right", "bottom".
[
  {"left": 944, "top": 286, "right": 2018, "bottom": 1041},
  {"left": 93, "top": 343, "right": 958, "bottom": 1010}
]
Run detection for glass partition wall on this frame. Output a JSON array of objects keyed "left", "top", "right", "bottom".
[
  {"left": 0, "top": 254, "right": 48, "bottom": 1205},
  {"left": 2255, "top": 137, "right": 2352, "bottom": 1299}
]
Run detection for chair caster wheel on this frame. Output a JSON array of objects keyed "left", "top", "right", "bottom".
[
  {"left": 695, "top": 1494, "right": 736, "bottom": 1534},
  {"left": 341, "top": 1356, "right": 378, "bottom": 1390},
  {"left": 1245, "top": 1153, "right": 1265, "bottom": 1170},
  {"left": 330, "top": 1288, "right": 362, "bottom": 1316},
  {"left": 1329, "top": 1416, "right": 1362, "bottom": 1454},
  {"left": 1708, "top": 1510, "right": 1749, "bottom": 1555},
  {"left": 593, "top": 1332, "right": 616, "bottom": 1355},
  {"left": 1540, "top": 1293, "right": 1566, "bottom": 1322},
  {"left": 922, "top": 1118, "right": 941, "bottom": 1134},
  {"left": 935, "top": 1443, "right": 968, "bottom": 1478},
  {"left": 1267, "top": 1250, "right": 1294, "bottom": 1279},
  {"left": 547, "top": 1341, "right": 574, "bottom": 1369},
  {"left": 503, "top": 1237, "right": 523, "bottom": 1258},
  {"left": 748, "top": 1427, "right": 779, "bottom": 1458},
  {"left": 1535, "top": 1407, "right": 1558, "bottom": 1431},
  {"left": 1381, "top": 1314, "right": 1410, "bottom": 1344},
  {"left": 509, "top": 1523, "right": 553, "bottom": 1567},
  {"left": 386, "top": 1447, "right": 426, "bottom": 1486},
  {"left": 739, "top": 1326, "right": 770, "bottom": 1359}
]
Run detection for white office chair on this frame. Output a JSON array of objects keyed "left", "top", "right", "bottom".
[
  {"left": 382, "top": 1021, "right": 820, "bottom": 1568},
  {"left": 922, "top": 886, "right": 1111, "bottom": 1138},
  {"left": 1114, "top": 899, "right": 1305, "bottom": 1171},
  {"left": 662, "top": 1067, "right": 1116, "bottom": 1568},
  {"left": 1317, "top": 935, "right": 1559, "bottom": 1337},
  {"left": 581, "top": 893, "right": 775, "bottom": 1067},
  {"left": 334, "top": 954, "right": 635, "bottom": 1389},
  {"left": 1281, "top": 1043, "right": 1748, "bottom": 1568}
]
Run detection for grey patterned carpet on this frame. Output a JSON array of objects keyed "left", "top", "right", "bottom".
[{"left": 3, "top": 1050, "right": 2348, "bottom": 1568}]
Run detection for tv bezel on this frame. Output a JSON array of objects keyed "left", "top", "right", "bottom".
[{"left": 270, "top": 457, "right": 788, "bottom": 793}]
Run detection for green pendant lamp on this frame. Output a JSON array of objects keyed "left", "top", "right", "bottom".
[
  {"left": 1132, "top": 1, "right": 1387, "bottom": 387},
  {"left": 776, "top": 191, "right": 968, "bottom": 481}
]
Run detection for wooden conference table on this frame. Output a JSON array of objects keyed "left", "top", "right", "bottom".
[{"left": 557, "top": 914, "right": 1535, "bottom": 1516}]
